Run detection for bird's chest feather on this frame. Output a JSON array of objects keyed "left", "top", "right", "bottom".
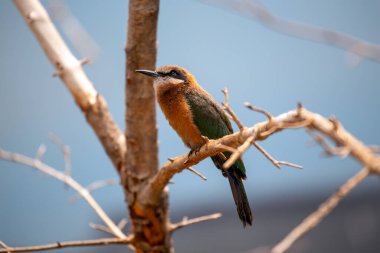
[{"left": 157, "top": 88, "right": 205, "bottom": 149}]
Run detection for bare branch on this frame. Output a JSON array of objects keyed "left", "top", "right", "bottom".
[
  {"left": 0, "top": 236, "right": 133, "bottom": 253},
  {"left": 48, "top": 0, "right": 100, "bottom": 60},
  {"left": 117, "top": 218, "right": 128, "bottom": 230},
  {"left": 368, "top": 145, "right": 380, "bottom": 154},
  {"left": 307, "top": 130, "right": 351, "bottom": 158},
  {"left": 35, "top": 144, "right": 46, "bottom": 161},
  {"left": 70, "top": 178, "right": 118, "bottom": 202},
  {"left": 245, "top": 102, "right": 273, "bottom": 122},
  {"left": 170, "top": 213, "right": 222, "bottom": 232},
  {"left": 223, "top": 135, "right": 255, "bottom": 170},
  {"left": 186, "top": 167, "right": 207, "bottom": 181},
  {"left": 13, "top": 0, "right": 125, "bottom": 173},
  {"left": 204, "top": 0, "right": 380, "bottom": 63},
  {"left": 48, "top": 133, "right": 72, "bottom": 176},
  {"left": 217, "top": 143, "right": 238, "bottom": 153},
  {"left": 89, "top": 222, "right": 113, "bottom": 236},
  {"left": 0, "top": 241, "right": 9, "bottom": 252},
  {"left": 222, "top": 88, "right": 244, "bottom": 130},
  {"left": 271, "top": 168, "right": 370, "bottom": 253},
  {"left": 144, "top": 106, "right": 380, "bottom": 205},
  {"left": 252, "top": 142, "right": 303, "bottom": 169},
  {"left": 0, "top": 149, "right": 126, "bottom": 239}
]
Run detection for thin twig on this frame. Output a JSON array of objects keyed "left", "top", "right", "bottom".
[
  {"left": 252, "top": 142, "right": 303, "bottom": 169},
  {"left": 271, "top": 168, "right": 370, "bottom": 253},
  {"left": 89, "top": 222, "right": 113, "bottom": 236},
  {"left": 0, "top": 149, "right": 126, "bottom": 239},
  {"left": 368, "top": 145, "right": 380, "bottom": 154},
  {"left": 0, "top": 241, "right": 10, "bottom": 253},
  {"left": 0, "top": 236, "right": 134, "bottom": 253},
  {"left": 217, "top": 143, "right": 238, "bottom": 153},
  {"left": 48, "top": 0, "right": 99, "bottom": 60},
  {"left": 170, "top": 213, "right": 222, "bottom": 232},
  {"left": 13, "top": 0, "right": 126, "bottom": 173},
  {"left": 223, "top": 135, "right": 255, "bottom": 169},
  {"left": 117, "top": 218, "right": 128, "bottom": 230},
  {"left": 222, "top": 88, "right": 245, "bottom": 130},
  {"left": 48, "top": 133, "right": 72, "bottom": 176},
  {"left": 70, "top": 178, "right": 118, "bottom": 202},
  {"left": 186, "top": 167, "right": 207, "bottom": 181},
  {"left": 35, "top": 144, "right": 46, "bottom": 161},
  {"left": 245, "top": 102, "right": 273, "bottom": 122},
  {"left": 307, "top": 130, "right": 351, "bottom": 158}
]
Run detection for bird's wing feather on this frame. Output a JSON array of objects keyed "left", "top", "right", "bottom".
[
  {"left": 185, "top": 90, "right": 246, "bottom": 176},
  {"left": 185, "top": 90, "right": 232, "bottom": 139}
]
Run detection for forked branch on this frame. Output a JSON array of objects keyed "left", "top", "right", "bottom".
[
  {"left": 13, "top": 0, "right": 125, "bottom": 173},
  {"left": 0, "top": 149, "right": 126, "bottom": 239},
  {"left": 170, "top": 213, "right": 223, "bottom": 232},
  {"left": 144, "top": 105, "right": 380, "bottom": 205}
]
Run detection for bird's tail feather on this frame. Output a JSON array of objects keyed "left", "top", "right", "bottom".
[
  {"left": 226, "top": 169, "right": 253, "bottom": 227},
  {"left": 211, "top": 155, "right": 253, "bottom": 227}
]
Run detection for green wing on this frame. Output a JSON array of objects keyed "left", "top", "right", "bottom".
[
  {"left": 185, "top": 91, "right": 246, "bottom": 176},
  {"left": 185, "top": 91, "right": 232, "bottom": 139}
]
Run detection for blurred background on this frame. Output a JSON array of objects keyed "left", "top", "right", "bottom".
[{"left": 1, "top": 0, "right": 379, "bottom": 252}]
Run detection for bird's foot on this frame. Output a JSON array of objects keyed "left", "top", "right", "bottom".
[
  {"left": 184, "top": 137, "right": 209, "bottom": 164},
  {"left": 184, "top": 147, "right": 201, "bottom": 164}
]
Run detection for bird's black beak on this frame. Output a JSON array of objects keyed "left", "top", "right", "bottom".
[{"left": 135, "top": 69, "right": 161, "bottom": 78}]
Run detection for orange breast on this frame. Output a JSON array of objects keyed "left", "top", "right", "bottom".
[{"left": 157, "top": 88, "right": 205, "bottom": 149}]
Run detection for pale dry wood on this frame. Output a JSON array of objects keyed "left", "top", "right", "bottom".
[
  {"left": 245, "top": 102, "right": 273, "bottom": 122},
  {"left": 252, "top": 142, "right": 303, "bottom": 169},
  {"left": 0, "top": 149, "right": 126, "bottom": 239},
  {"left": 90, "top": 218, "right": 128, "bottom": 237},
  {"left": 145, "top": 106, "right": 380, "bottom": 204},
  {"left": 308, "top": 130, "right": 351, "bottom": 158},
  {"left": 48, "top": 0, "right": 100, "bottom": 60},
  {"left": 48, "top": 133, "right": 72, "bottom": 176},
  {"left": 89, "top": 222, "right": 114, "bottom": 236},
  {"left": 222, "top": 90, "right": 299, "bottom": 170},
  {"left": 222, "top": 87, "right": 244, "bottom": 130},
  {"left": 205, "top": 0, "right": 380, "bottom": 63},
  {"left": 217, "top": 143, "right": 238, "bottom": 153},
  {"left": 118, "top": 218, "right": 129, "bottom": 230},
  {"left": 271, "top": 168, "right": 370, "bottom": 253},
  {"left": 70, "top": 178, "right": 118, "bottom": 202},
  {"left": 170, "top": 213, "right": 222, "bottom": 232},
  {"left": 35, "top": 144, "right": 46, "bottom": 160},
  {"left": 0, "top": 242, "right": 8, "bottom": 250},
  {"left": 186, "top": 166, "right": 207, "bottom": 181},
  {"left": 13, "top": 0, "right": 125, "bottom": 173},
  {"left": 0, "top": 236, "right": 134, "bottom": 253},
  {"left": 223, "top": 135, "right": 256, "bottom": 169}
]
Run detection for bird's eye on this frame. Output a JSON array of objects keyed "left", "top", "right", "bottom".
[{"left": 170, "top": 70, "right": 178, "bottom": 76}]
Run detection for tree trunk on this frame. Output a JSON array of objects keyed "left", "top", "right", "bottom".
[{"left": 124, "top": 1, "right": 172, "bottom": 252}]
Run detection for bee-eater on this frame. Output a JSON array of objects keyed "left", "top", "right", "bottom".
[{"left": 136, "top": 65, "right": 253, "bottom": 227}]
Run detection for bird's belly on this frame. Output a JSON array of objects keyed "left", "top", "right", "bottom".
[{"left": 158, "top": 95, "right": 205, "bottom": 149}]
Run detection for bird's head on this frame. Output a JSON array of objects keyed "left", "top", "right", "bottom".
[{"left": 136, "top": 65, "right": 197, "bottom": 90}]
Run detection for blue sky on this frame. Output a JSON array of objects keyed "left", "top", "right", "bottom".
[{"left": 1, "top": 0, "right": 379, "bottom": 249}]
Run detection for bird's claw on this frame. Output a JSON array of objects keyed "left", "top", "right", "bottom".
[{"left": 184, "top": 147, "right": 201, "bottom": 164}]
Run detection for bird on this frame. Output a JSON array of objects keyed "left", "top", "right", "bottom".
[{"left": 136, "top": 65, "right": 253, "bottom": 227}]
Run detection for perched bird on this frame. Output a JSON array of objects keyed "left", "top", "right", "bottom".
[{"left": 136, "top": 65, "right": 253, "bottom": 226}]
